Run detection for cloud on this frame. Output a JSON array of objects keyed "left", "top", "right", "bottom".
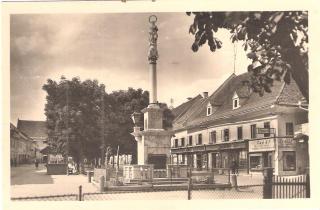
[{"left": 10, "top": 13, "right": 251, "bottom": 123}]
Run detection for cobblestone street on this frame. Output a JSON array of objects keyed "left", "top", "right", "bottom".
[{"left": 11, "top": 164, "right": 98, "bottom": 198}]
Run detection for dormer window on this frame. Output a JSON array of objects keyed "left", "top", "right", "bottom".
[
  {"left": 232, "top": 92, "right": 240, "bottom": 109},
  {"left": 207, "top": 103, "right": 212, "bottom": 116}
]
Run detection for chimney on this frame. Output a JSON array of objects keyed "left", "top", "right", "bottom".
[
  {"left": 187, "top": 97, "right": 193, "bottom": 101},
  {"left": 202, "top": 92, "right": 208, "bottom": 98}
]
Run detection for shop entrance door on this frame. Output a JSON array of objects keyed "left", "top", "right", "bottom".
[
  {"left": 196, "top": 154, "right": 202, "bottom": 169},
  {"left": 212, "top": 153, "right": 217, "bottom": 168}
]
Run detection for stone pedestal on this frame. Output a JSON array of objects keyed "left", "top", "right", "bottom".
[{"left": 131, "top": 105, "right": 172, "bottom": 167}]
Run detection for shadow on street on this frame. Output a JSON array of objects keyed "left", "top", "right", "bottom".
[{"left": 11, "top": 164, "right": 54, "bottom": 185}]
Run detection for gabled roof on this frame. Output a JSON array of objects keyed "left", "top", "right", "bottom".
[
  {"left": 10, "top": 123, "right": 34, "bottom": 142},
  {"left": 172, "top": 94, "right": 205, "bottom": 130},
  {"left": 17, "top": 120, "right": 48, "bottom": 139},
  {"left": 172, "top": 72, "right": 306, "bottom": 131}
]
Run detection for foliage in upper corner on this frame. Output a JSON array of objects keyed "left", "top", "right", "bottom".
[{"left": 187, "top": 11, "right": 308, "bottom": 99}]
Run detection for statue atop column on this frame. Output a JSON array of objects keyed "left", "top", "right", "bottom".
[{"left": 148, "top": 15, "right": 159, "bottom": 64}]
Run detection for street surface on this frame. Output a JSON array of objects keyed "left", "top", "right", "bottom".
[
  {"left": 11, "top": 164, "right": 264, "bottom": 200},
  {"left": 11, "top": 164, "right": 98, "bottom": 198}
]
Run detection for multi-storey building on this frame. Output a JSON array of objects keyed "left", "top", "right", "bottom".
[
  {"left": 170, "top": 73, "right": 308, "bottom": 176},
  {"left": 17, "top": 119, "right": 48, "bottom": 162},
  {"left": 10, "top": 123, "right": 36, "bottom": 165}
]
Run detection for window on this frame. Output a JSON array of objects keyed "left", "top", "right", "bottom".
[
  {"left": 283, "top": 151, "right": 296, "bottom": 171},
  {"left": 237, "top": 127, "right": 243, "bottom": 140},
  {"left": 174, "top": 139, "right": 178, "bottom": 148},
  {"left": 251, "top": 124, "right": 257, "bottom": 139},
  {"left": 250, "top": 155, "right": 263, "bottom": 170},
  {"left": 197, "top": 134, "right": 202, "bottom": 145},
  {"left": 181, "top": 138, "right": 185, "bottom": 147},
  {"left": 286, "top": 122, "right": 294, "bottom": 136},
  {"left": 209, "top": 131, "right": 216, "bottom": 144},
  {"left": 188, "top": 136, "right": 193, "bottom": 146},
  {"left": 264, "top": 122, "right": 271, "bottom": 137},
  {"left": 234, "top": 99, "right": 238, "bottom": 108},
  {"left": 223, "top": 129, "right": 229, "bottom": 142},
  {"left": 207, "top": 107, "right": 212, "bottom": 115},
  {"left": 232, "top": 92, "right": 240, "bottom": 109},
  {"left": 207, "top": 103, "right": 212, "bottom": 116}
]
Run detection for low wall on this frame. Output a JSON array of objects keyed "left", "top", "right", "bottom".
[
  {"left": 123, "top": 165, "right": 154, "bottom": 183},
  {"left": 46, "top": 163, "right": 67, "bottom": 175},
  {"left": 93, "top": 167, "right": 120, "bottom": 182},
  {"left": 167, "top": 165, "right": 189, "bottom": 178}
]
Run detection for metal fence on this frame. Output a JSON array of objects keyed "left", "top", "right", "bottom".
[
  {"left": 272, "top": 174, "right": 310, "bottom": 199},
  {"left": 11, "top": 194, "right": 78, "bottom": 201},
  {"left": 11, "top": 168, "right": 309, "bottom": 201}
]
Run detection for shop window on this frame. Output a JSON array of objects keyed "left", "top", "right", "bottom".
[
  {"left": 286, "top": 122, "right": 294, "bottom": 136},
  {"left": 283, "top": 151, "right": 296, "bottom": 171},
  {"left": 181, "top": 138, "right": 185, "bottom": 147},
  {"left": 237, "top": 126, "right": 243, "bottom": 140},
  {"left": 196, "top": 154, "right": 202, "bottom": 169},
  {"left": 209, "top": 131, "right": 216, "bottom": 144},
  {"left": 181, "top": 154, "right": 185, "bottom": 164},
  {"left": 174, "top": 139, "right": 178, "bottom": 148},
  {"left": 251, "top": 124, "right": 257, "bottom": 139},
  {"left": 264, "top": 122, "right": 271, "bottom": 137},
  {"left": 197, "top": 134, "right": 202, "bottom": 145},
  {"left": 188, "top": 136, "right": 193, "bottom": 146},
  {"left": 239, "top": 151, "right": 248, "bottom": 169},
  {"left": 223, "top": 129, "right": 229, "bottom": 141},
  {"left": 249, "top": 155, "right": 263, "bottom": 170}
]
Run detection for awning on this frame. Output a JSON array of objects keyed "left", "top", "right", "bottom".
[
  {"left": 294, "top": 133, "right": 309, "bottom": 141},
  {"left": 40, "top": 146, "right": 51, "bottom": 154}
]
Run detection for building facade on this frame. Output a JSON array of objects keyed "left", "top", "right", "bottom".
[
  {"left": 10, "top": 123, "right": 36, "bottom": 165},
  {"left": 170, "top": 73, "right": 308, "bottom": 176},
  {"left": 17, "top": 120, "right": 48, "bottom": 162}
]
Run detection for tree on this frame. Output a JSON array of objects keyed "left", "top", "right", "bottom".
[
  {"left": 43, "top": 76, "right": 106, "bottom": 166},
  {"left": 43, "top": 77, "right": 174, "bottom": 166},
  {"left": 187, "top": 11, "right": 308, "bottom": 100},
  {"left": 107, "top": 88, "right": 149, "bottom": 163}
]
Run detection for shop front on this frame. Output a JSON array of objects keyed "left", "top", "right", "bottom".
[
  {"left": 248, "top": 137, "right": 306, "bottom": 175},
  {"left": 171, "top": 140, "right": 248, "bottom": 172},
  {"left": 248, "top": 138, "right": 275, "bottom": 173}
]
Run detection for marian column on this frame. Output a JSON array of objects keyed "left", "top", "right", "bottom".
[
  {"left": 130, "top": 15, "right": 172, "bottom": 167},
  {"left": 148, "top": 15, "right": 159, "bottom": 107}
]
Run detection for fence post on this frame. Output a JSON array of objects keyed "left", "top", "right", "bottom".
[
  {"left": 78, "top": 185, "right": 82, "bottom": 201},
  {"left": 306, "top": 173, "right": 310, "bottom": 198},
  {"left": 263, "top": 167, "right": 273, "bottom": 199},
  {"left": 87, "top": 171, "right": 92, "bottom": 183},
  {"left": 187, "top": 177, "right": 192, "bottom": 200}
]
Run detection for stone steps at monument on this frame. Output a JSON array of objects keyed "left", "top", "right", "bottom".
[{"left": 125, "top": 178, "right": 188, "bottom": 185}]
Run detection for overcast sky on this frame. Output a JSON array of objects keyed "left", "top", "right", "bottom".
[{"left": 10, "top": 12, "right": 250, "bottom": 124}]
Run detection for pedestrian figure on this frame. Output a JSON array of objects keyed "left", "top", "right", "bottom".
[
  {"left": 231, "top": 160, "right": 237, "bottom": 175},
  {"left": 35, "top": 159, "right": 39, "bottom": 169}
]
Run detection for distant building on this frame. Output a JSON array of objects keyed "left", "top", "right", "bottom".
[
  {"left": 17, "top": 119, "right": 48, "bottom": 162},
  {"left": 170, "top": 73, "right": 309, "bottom": 176},
  {"left": 10, "top": 123, "right": 36, "bottom": 165}
]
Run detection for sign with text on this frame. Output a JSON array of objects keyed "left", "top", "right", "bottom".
[
  {"left": 249, "top": 138, "right": 275, "bottom": 152},
  {"left": 257, "top": 128, "right": 275, "bottom": 134},
  {"left": 278, "top": 138, "right": 296, "bottom": 148}
]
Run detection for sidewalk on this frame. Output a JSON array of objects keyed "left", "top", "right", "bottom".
[{"left": 11, "top": 164, "right": 99, "bottom": 198}]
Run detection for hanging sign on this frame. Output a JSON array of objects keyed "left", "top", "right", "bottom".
[
  {"left": 249, "top": 138, "right": 275, "bottom": 152},
  {"left": 257, "top": 128, "right": 275, "bottom": 134}
]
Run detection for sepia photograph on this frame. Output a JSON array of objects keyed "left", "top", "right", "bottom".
[{"left": 2, "top": 1, "right": 318, "bottom": 208}]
